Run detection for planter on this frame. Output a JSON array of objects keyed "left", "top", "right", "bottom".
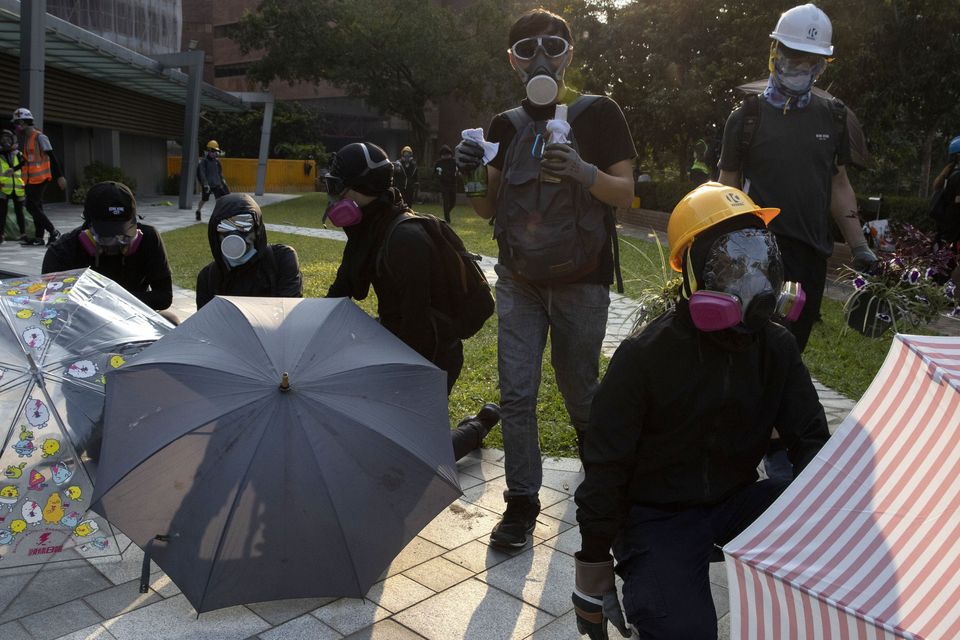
[{"left": 845, "top": 291, "right": 898, "bottom": 338}]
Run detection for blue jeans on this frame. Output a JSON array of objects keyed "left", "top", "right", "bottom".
[
  {"left": 495, "top": 265, "right": 610, "bottom": 497},
  {"left": 613, "top": 479, "right": 789, "bottom": 639}
]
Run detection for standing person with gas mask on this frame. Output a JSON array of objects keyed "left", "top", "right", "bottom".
[
  {"left": 0, "top": 129, "right": 27, "bottom": 243},
  {"left": 572, "top": 183, "right": 829, "bottom": 640},
  {"left": 42, "top": 181, "right": 174, "bottom": 314},
  {"left": 195, "top": 193, "right": 302, "bottom": 310},
  {"left": 196, "top": 140, "right": 230, "bottom": 222},
  {"left": 455, "top": 8, "right": 636, "bottom": 549},
  {"left": 13, "top": 108, "right": 64, "bottom": 246},
  {"left": 396, "top": 145, "right": 419, "bottom": 206},
  {"left": 325, "top": 142, "right": 501, "bottom": 461}
]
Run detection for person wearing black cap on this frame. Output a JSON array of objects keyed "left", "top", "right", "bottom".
[
  {"left": 195, "top": 193, "right": 303, "bottom": 310},
  {"left": 42, "top": 181, "right": 174, "bottom": 314},
  {"left": 324, "top": 141, "right": 500, "bottom": 460},
  {"left": 432, "top": 145, "right": 458, "bottom": 222}
]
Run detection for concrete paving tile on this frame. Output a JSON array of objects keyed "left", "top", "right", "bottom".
[
  {"left": 717, "top": 613, "right": 730, "bottom": 640},
  {"left": 88, "top": 544, "right": 156, "bottom": 586},
  {"left": 382, "top": 537, "right": 447, "bottom": 579},
  {"left": 393, "top": 578, "right": 554, "bottom": 640},
  {"left": 709, "top": 561, "right": 728, "bottom": 589},
  {"left": 712, "top": 584, "right": 729, "bottom": 619},
  {"left": 417, "top": 499, "right": 502, "bottom": 550},
  {"left": 476, "top": 544, "right": 576, "bottom": 617},
  {"left": 146, "top": 572, "right": 180, "bottom": 598},
  {"left": 101, "top": 595, "right": 269, "bottom": 640},
  {"left": 461, "top": 477, "right": 567, "bottom": 515},
  {"left": 527, "top": 609, "right": 580, "bottom": 639},
  {"left": 402, "top": 557, "right": 474, "bottom": 592},
  {"left": 21, "top": 599, "right": 102, "bottom": 640},
  {"left": 540, "top": 498, "right": 577, "bottom": 525},
  {"left": 53, "top": 624, "right": 117, "bottom": 640},
  {"left": 540, "top": 469, "right": 584, "bottom": 496},
  {"left": 455, "top": 471, "right": 484, "bottom": 491},
  {"left": 475, "top": 448, "right": 505, "bottom": 464},
  {"left": 258, "top": 614, "right": 342, "bottom": 640},
  {"left": 542, "top": 525, "right": 579, "bottom": 557},
  {"left": 458, "top": 461, "right": 506, "bottom": 482},
  {"left": 529, "top": 512, "right": 575, "bottom": 544},
  {"left": 442, "top": 539, "right": 529, "bottom": 575},
  {"left": 246, "top": 598, "right": 336, "bottom": 626},
  {"left": 311, "top": 598, "right": 390, "bottom": 636},
  {"left": 363, "top": 574, "right": 434, "bottom": 614},
  {"left": 0, "top": 620, "right": 32, "bottom": 640},
  {"left": 83, "top": 579, "right": 162, "bottom": 618},
  {"left": 342, "top": 619, "right": 426, "bottom": 639},
  {"left": 0, "top": 563, "right": 111, "bottom": 624},
  {"left": 541, "top": 457, "right": 582, "bottom": 473}
]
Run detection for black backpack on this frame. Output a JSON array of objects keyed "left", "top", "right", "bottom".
[
  {"left": 378, "top": 211, "right": 495, "bottom": 340},
  {"left": 737, "top": 93, "right": 848, "bottom": 164},
  {"left": 494, "top": 95, "right": 623, "bottom": 291}
]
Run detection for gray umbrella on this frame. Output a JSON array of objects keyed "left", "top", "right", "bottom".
[
  {"left": 736, "top": 80, "right": 871, "bottom": 169},
  {"left": 90, "top": 296, "right": 460, "bottom": 613}
]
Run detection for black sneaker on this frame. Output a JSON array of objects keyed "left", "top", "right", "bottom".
[
  {"left": 490, "top": 495, "right": 540, "bottom": 549},
  {"left": 47, "top": 230, "right": 61, "bottom": 246},
  {"left": 21, "top": 237, "right": 44, "bottom": 246},
  {"left": 196, "top": 210, "right": 202, "bottom": 221},
  {"left": 475, "top": 403, "right": 501, "bottom": 435}
]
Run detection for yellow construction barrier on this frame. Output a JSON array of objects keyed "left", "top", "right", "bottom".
[{"left": 168, "top": 156, "right": 317, "bottom": 193}]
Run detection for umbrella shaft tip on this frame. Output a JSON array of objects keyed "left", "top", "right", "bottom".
[{"left": 280, "top": 372, "right": 290, "bottom": 391}]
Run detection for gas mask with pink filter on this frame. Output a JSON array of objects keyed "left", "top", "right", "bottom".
[{"left": 688, "top": 228, "right": 805, "bottom": 333}]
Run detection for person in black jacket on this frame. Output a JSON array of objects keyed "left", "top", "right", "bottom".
[
  {"left": 325, "top": 141, "right": 499, "bottom": 459},
  {"left": 42, "top": 181, "right": 174, "bottom": 314},
  {"left": 433, "top": 145, "right": 458, "bottom": 222},
  {"left": 572, "top": 183, "right": 830, "bottom": 640},
  {"left": 196, "top": 193, "right": 302, "bottom": 309}
]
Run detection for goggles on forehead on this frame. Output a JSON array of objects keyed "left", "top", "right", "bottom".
[
  {"left": 324, "top": 174, "right": 348, "bottom": 197},
  {"left": 510, "top": 35, "right": 570, "bottom": 60},
  {"left": 217, "top": 214, "right": 255, "bottom": 234}
]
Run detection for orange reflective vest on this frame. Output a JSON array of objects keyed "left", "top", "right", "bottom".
[
  {"left": 23, "top": 129, "right": 51, "bottom": 185},
  {"left": 0, "top": 153, "right": 25, "bottom": 197}
]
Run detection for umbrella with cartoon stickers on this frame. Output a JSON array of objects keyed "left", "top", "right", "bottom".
[
  {"left": 91, "top": 296, "right": 461, "bottom": 613},
  {"left": 0, "top": 268, "right": 171, "bottom": 568}
]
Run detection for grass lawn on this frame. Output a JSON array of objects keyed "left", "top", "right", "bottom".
[{"left": 163, "top": 194, "right": 915, "bottom": 457}]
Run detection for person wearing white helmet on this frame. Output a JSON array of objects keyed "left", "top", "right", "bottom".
[
  {"left": 717, "top": 4, "right": 874, "bottom": 481},
  {"left": 12, "top": 107, "right": 65, "bottom": 246}
]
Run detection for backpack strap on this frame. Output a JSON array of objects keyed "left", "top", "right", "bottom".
[
  {"left": 738, "top": 94, "right": 761, "bottom": 167},
  {"left": 375, "top": 211, "right": 419, "bottom": 280},
  {"left": 504, "top": 106, "right": 532, "bottom": 134},
  {"left": 827, "top": 96, "right": 848, "bottom": 160},
  {"left": 566, "top": 94, "right": 601, "bottom": 124}
]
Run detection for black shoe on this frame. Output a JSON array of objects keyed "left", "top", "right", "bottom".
[
  {"left": 0, "top": 236, "right": 4, "bottom": 244},
  {"left": 451, "top": 403, "right": 501, "bottom": 460},
  {"left": 490, "top": 495, "right": 540, "bottom": 549},
  {"left": 21, "top": 237, "right": 44, "bottom": 246},
  {"left": 47, "top": 230, "right": 61, "bottom": 246},
  {"left": 196, "top": 210, "right": 202, "bottom": 221},
  {"left": 17, "top": 234, "right": 27, "bottom": 243}
]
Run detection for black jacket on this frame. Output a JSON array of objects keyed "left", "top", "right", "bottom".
[
  {"left": 575, "top": 302, "right": 830, "bottom": 557},
  {"left": 327, "top": 194, "right": 457, "bottom": 363},
  {"left": 41, "top": 223, "right": 173, "bottom": 310},
  {"left": 195, "top": 194, "right": 302, "bottom": 309}
]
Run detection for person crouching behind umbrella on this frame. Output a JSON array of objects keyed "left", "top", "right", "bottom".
[
  {"left": 196, "top": 193, "right": 303, "bottom": 309},
  {"left": 324, "top": 141, "right": 500, "bottom": 460},
  {"left": 572, "top": 183, "right": 830, "bottom": 640}
]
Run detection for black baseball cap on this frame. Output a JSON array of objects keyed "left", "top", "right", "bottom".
[{"left": 84, "top": 181, "right": 137, "bottom": 236}]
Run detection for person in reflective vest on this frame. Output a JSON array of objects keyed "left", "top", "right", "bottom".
[
  {"left": 0, "top": 129, "right": 26, "bottom": 243},
  {"left": 12, "top": 107, "right": 64, "bottom": 246}
]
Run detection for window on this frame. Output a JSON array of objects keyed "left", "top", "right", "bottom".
[
  {"left": 213, "top": 23, "right": 239, "bottom": 39},
  {"left": 214, "top": 63, "right": 249, "bottom": 78}
]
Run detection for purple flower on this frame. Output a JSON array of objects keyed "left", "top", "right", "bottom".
[
  {"left": 876, "top": 313, "right": 892, "bottom": 323},
  {"left": 853, "top": 276, "right": 867, "bottom": 290},
  {"left": 906, "top": 268, "right": 921, "bottom": 284},
  {"left": 946, "top": 282, "right": 956, "bottom": 300},
  {"left": 952, "top": 305, "right": 960, "bottom": 318},
  {"left": 891, "top": 257, "right": 904, "bottom": 268},
  {"left": 925, "top": 267, "right": 937, "bottom": 280},
  {"left": 915, "top": 295, "right": 929, "bottom": 305}
]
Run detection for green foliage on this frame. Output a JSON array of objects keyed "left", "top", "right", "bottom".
[
  {"left": 70, "top": 162, "right": 138, "bottom": 205},
  {"left": 634, "top": 179, "right": 700, "bottom": 212},
  {"left": 272, "top": 142, "right": 329, "bottom": 164},
  {"left": 199, "top": 102, "right": 331, "bottom": 160},
  {"left": 857, "top": 194, "right": 933, "bottom": 232},
  {"left": 164, "top": 173, "right": 181, "bottom": 197}
]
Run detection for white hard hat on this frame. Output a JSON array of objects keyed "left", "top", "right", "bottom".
[
  {"left": 770, "top": 4, "right": 833, "bottom": 56},
  {"left": 12, "top": 107, "right": 33, "bottom": 122}
]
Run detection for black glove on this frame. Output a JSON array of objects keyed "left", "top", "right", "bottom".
[
  {"left": 455, "top": 139, "right": 484, "bottom": 173},
  {"left": 572, "top": 554, "right": 631, "bottom": 640},
  {"left": 851, "top": 244, "right": 878, "bottom": 272},
  {"left": 541, "top": 143, "right": 598, "bottom": 188}
]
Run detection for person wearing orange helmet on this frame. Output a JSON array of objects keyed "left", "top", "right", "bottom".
[{"left": 572, "top": 183, "right": 829, "bottom": 640}]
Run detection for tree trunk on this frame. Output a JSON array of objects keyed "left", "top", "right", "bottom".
[{"left": 919, "top": 129, "right": 935, "bottom": 199}]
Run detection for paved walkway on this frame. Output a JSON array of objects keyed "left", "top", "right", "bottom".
[{"left": 0, "top": 198, "right": 857, "bottom": 639}]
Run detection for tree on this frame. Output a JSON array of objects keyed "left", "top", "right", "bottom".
[
  {"left": 234, "top": 0, "right": 515, "bottom": 155},
  {"left": 199, "top": 101, "right": 330, "bottom": 160}
]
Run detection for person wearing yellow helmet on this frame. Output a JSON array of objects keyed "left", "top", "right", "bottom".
[
  {"left": 195, "top": 140, "right": 230, "bottom": 221},
  {"left": 572, "top": 183, "right": 829, "bottom": 640}
]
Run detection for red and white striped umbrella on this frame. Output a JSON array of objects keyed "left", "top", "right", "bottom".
[{"left": 725, "top": 335, "right": 960, "bottom": 640}]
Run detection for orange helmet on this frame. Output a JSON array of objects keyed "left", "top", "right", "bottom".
[{"left": 667, "top": 182, "right": 779, "bottom": 272}]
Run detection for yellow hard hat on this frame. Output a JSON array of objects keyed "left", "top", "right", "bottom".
[
  {"left": 206, "top": 140, "right": 220, "bottom": 151},
  {"left": 667, "top": 182, "right": 779, "bottom": 272},
  {"left": 400, "top": 145, "right": 413, "bottom": 155}
]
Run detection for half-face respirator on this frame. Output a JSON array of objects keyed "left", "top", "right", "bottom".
[
  {"left": 511, "top": 35, "right": 571, "bottom": 106},
  {"left": 217, "top": 213, "right": 257, "bottom": 266}
]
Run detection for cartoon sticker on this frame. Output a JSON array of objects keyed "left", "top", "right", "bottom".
[
  {"left": 66, "top": 360, "right": 97, "bottom": 379},
  {"left": 0, "top": 485, "right": 18, "bottom": 511},
  {"left": 60, "top": 511, "right": 82, "bottom": 528},
  {"left": 21, "top": 500, "right": 42, "bottom": 526},
  {"left": 42, "top": 493, "right": 64, "bottom": 525},
  {"left": 24, "top": 398, "right": 50, "bottom": 429},
  {"left": 15, "top": 308, "right": 33, "bottom": 319},
  {"left": 12, "top": 426, "right": 36, "bottom": 457},
  {"left": 78, "top": 537, "right": 110, "bottom": 552},
  {"left": 45, "top": 281, "right": 63, "bottom": 291},
  {"left": 28, "top": 469, "right": 47, "bottom": 491},
  {"left": 21, "top": 326, "right": 46, "bottom": 349},
  {"left": 50, "top": 462, "right": 74, "bottom": 486},
  {"left": 0, "top": 530, "right": 12, "bottom": 545},
  {"left": 9, "top": 519, "right": 26, "bottom": 535},
  {"left": 40, "top": 439, "right": 59, "bottom": 458},
  {"left": 63, "top": 486, "right": 82, "bottom": 502},
  {"left": 109, "top": 355, "right": 126, "bottom": 369},
  {"left": 4, "top": 462, "right": 26, "bottom": 480},
  {"left": 73, "top": 520, "right": 99, "bottom": 537}
]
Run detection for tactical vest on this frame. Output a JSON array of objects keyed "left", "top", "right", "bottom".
[{"left": 23, "top": 129, "right": 51, "bottom": 185}]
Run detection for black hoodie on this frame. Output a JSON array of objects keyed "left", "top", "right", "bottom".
[{"left": 195, "top": 194, "right": 302, "bottom": 310}]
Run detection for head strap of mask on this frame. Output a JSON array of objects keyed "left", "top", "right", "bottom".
[{"left": 80, "top": 228, "right": 143, "bottom": 258}]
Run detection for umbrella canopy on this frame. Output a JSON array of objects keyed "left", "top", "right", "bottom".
[
  {"left": 725, "top": 335, "right": 960, "bottom": 639},
  {"left": 736, "top": 80, "right": 871, "bottom": 169},
  {"left": 91, "top": 296, "right": 461, "bottom": 613},
  {"left": 0, "top": 268, "right": 171, "bottom": 568}
]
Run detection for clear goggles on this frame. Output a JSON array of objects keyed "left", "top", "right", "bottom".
[
  {"left": 93, "top": 232, "right": 134, "bottom": 249},
  {"left": 774, "top": 46, "right": 826, "bottom": 76},
  {"left": 702, "top": 228, "right": 784, "bottom": 307},
  {"left": 217, "top": 213, "right": 255, "bottom": 234},
  {"left": 510, "top": 35, "right": 570, "bottom": 60},
  {"left": 324, "top": 174, "right": 348, "bottom": 198}
]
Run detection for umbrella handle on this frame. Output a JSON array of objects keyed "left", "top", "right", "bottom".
[{"left": 140, "top": 534, "right": 170, "bottom": 593}]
